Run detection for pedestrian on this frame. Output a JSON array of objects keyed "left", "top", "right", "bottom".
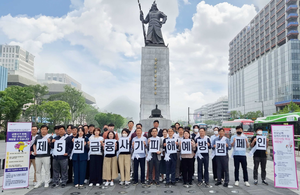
[
  {"left": 210, "top": 127, "right": 219, "bottom": 181},
  {"left": 250, "top": 127, "right": 269, "bottom": 185},
  {"left": 67, "top": 125, "right": 74, "bottom": 184},
  {"left": 163, "top": 128, "right": 178, "bottom": 186},
  {"left": 175, "top": 126, "right": 184, "bottom": 182},
  {"left": 30, "top": 125, "right": 38, "bottom": 186},
  {"left": 179, "top": 130, "right": 195, "bottom": 186},
  {"left": 88, "top": 127, "right": 104, "bottom": 187},
  {"left": 147, "top": 128, "right": 162, "bottom": 186},
  {"left": 71, "top": 127, "right": 89, "bottom": 188},
  {"left": 195, "top": 127, "right": 211, "bottom": 187},
  {"left": 132, "top": 127, "right": 148, "bottom": 185},
  {"left": 118, "top": 128, "right": 131, "bottom": 186},
  {"left": 103, "top": 131, "right": 119, "bottom": 186},
  {"left": 212, "top": 128, "right": 231, "bottom": 187},
  {"left": 33, "top": 125, "right": 52, "bottom": 188},
  {"left": 103, "top": 123, "right": 119, "bottom": 140},
  {"left": 51, "top": 126, "right": 73, "bottom": 188},
  {"left": 231, "top": 126, "right": 250, "bottom": 187}
]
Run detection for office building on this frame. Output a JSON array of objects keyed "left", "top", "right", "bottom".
[
  {"left": 228, "top": 0, "right": 300, "bottom": 116},
  {"left": 0, "top": 66, "right": 7, "bottom": 91},
  {"left": 39, "top": 73, "right": 96, "bottom": 104},
  {"left": 194, "top": 96, "right": 229, "bottom": 123}
]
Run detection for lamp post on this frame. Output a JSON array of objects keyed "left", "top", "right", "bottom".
[{"left": 255, "top": 101, "right": 264, "bottom": 117}]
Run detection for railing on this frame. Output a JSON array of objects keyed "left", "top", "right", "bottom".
[
  {"left": 286, "top": 4, "right": 298, "bottom": 11},
  {"left": 287, "top": 30, "right": 299, "bottom": 36},
  {"left": 287, "top": 22, "right": 298, "bottom": 28},
  {"left": 286, "top": 13, "right": 298, "bottom": 20}
]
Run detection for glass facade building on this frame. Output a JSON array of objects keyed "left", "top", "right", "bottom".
[
  {"left": 0, "top": 66, "right": 8, "bottom": 91},
  {"left": 229, "top": 0, "right": 300, "bottom": 115}
]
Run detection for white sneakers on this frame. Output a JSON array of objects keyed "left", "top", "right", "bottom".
[
  {"left": 34, "top": 183, "right": 41, "bottom": 189},
  {"left": 234, "top": 181, "right": 239, "bottom": 186},
  {"left": 75, "top": 184, "right": 79, "bottom": 188},
  {"left": 125, "top": 181, "right": 130, "bottom": 185},
  {"left": 245, "top": 181, "right": 250, "bottom": 187},
  {"left": 44, "top": 183, "right": 49, "bottom": 188},
  {"left": 89, "top": 183, "right": 93, "bottom": 187},
  {"left": 96, "top": 183, "right": 100, "bottom": 187},
  {"left": 110, "top": 181, "right": 114, "bottom": 186},
  {"left": 84, "top": 179, "right": 88, "bottom": 184},
  {"left": 104, "top": 181, "right": 109, "bottom": 187},
  {"left": 119, "top": 181, "right": 124, "bottom": 185}
]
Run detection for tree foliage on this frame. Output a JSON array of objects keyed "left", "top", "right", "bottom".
[
  {"left": 0, "top": 91, "right": 17, "bottom": 124},
  {"left": 275, "top": 101, "right": 300, "bottom": 115},
  {"left": 49, "top": 85, "right": 86, "bottom": 124},
  {"left": 95, "top": 112, "right": 125, "bottom": 129},
  {"left": 40, "top": 100, "right": 71, "bottom": 126}
]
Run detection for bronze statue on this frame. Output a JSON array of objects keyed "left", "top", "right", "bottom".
[{"left": 139, "top": 1, "right": 167, "bottom": 46}]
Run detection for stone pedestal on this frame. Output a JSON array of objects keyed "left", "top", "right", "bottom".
[
  {"left": 140, "top": 118, "right": 172, "bottom": 132},
  {"left": 140, "top": 46, "right": 170, "bottom": 121}
]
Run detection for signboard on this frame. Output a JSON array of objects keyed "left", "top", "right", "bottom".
[
  {"left": 197, "top": 139, "right": 208, "bottom": 153},
  {"left": 166, "top": 139, "right": 177, "bottom": 154},
  {"left": 3, "top": 122, "right": 32, "bottom": 190},
  {"left": 104, "top": 139, "right": 116, "bottom": 155},
  {"left": 256, "top": 136, "right": 267, "bottom": 150},
  {"left": 90, "top": 140, "right": 101, "bottom": 155},
  {"left": 181, "top": 139, "right": 192, "bottom": 154},
  {"left": 235, "top": 137, "right": 246, "bottom": 151},
  {"left": 119, "top": 137, "right": 130, "bottom": 153},
  {"left": 73, "top": 138, "right": 84, "bottom": 154},
  {"left": 215, "top": 141, "right": 226, "bottom": 156},
  {"left": 134, "top": 138, "right": 145, "bottom": 154},
  {"left": 36, "top": 139, "right": 48, "bottom": 155},
  {"left": 53, "top": 140, "right": 66, "bottom": 156},
  {"left": 149, "top": 137, "right": 160, "bottom": 153},
  {"left": 272, "top": 125, "right": 298, "bottom": 189}
]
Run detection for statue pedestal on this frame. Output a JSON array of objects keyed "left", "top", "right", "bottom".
[
  {"left": 140, "top": 46, "right": 170, "bottom": 121},
  {"left": 140, "top": 118, "right": 172, "bottom": 132}
]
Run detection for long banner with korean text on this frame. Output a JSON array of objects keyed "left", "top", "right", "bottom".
[
  {"left": 2, "top": 122, "right": 31, "bottom": 190},
  {"left": 272, "top": 125, "right": 298, "bottom": 189}
]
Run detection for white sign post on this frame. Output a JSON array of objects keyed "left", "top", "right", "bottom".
[
  {"left": 53, "top": 140, "right": 66, "bottom": 156},
  {"left": 181, "top": 139, "right": 192, "bottom": 154},
  {"left": 73, "top": 138, "right": 84, "bottom": 154},
  {"left": 134, "top": 138, "right": 145, "bottom": 154},
  {"left": 36, "top": 139, "right": 48, "bottom": 155},
  {"left": 235, "top": 137, "right": 246, "bottom": 151},
  {"left": 197, "top": 139, "right": 208, "bottom": 153},
  {"left": 149, "top": 138, "right": 160, "bottom": 153},
  {"left": 272, "top": 125, "right": 298, "bottom": 189},
  {"left": 256, "top": 136, "right": 267, "bottom": 150},
  {"left": 119, "top": 137, "right": 130, "bottom": 153},
  {"left": 104, "top": 140, "right": 116, "bottom": 155},
  {"left": 166, "top": 139, "right": 177, "bottom": 154},
  {"left": 90, "top": 140, "right": 101, "bottom": 155},
  {"left": 2, "top": 122, "right": 32, "bottom": 190}
]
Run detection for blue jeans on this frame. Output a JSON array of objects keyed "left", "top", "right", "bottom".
[{"left": 165, "top": 153, "right": 177, "bottom": 183}]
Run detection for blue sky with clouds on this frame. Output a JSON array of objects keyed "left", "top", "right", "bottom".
[{"left": 0, "top": 0, "right": 269, "bottom": 121}]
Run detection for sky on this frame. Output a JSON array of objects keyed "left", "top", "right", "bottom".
[{"left": 0, "top": 0, "right": 270, "bottom": 122}]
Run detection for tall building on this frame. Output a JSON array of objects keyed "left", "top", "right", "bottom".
[
  {"left": 194, "top": 96, "right": 229, "bottom": 123},
  {"left": 39, "top": 73, "right": 96, "bottom": 104},
  {"left": 0, "top": 66, "right": 8, "bottom": 91},
  {"left": 228, "top": 0, "right": 300, "bottom": 116},
  {"left": 0, "top": 45, "right": 35, "bottom": 77}
]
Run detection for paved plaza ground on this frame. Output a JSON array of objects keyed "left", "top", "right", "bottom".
[{"left": 0, "top": 140, "right": 299, "bottom": 195}]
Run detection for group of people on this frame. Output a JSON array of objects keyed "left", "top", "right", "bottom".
[{"left": 29, "top": 120, "right": 269, "bottom": 189}]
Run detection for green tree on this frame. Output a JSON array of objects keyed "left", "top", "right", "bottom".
[
  {"left": 77, "top": 104, "right": 99, "bottom": 125},
  {"left": 40, "top": 101, "right": 71, "bottom": 126},
  {"left": 0, "top": 91, "right": 17, "bottom": 124},
  {"left": 94, "top": 112, "right": 125, "bottom": 129},
  {"left": 275, "top": 101, "right": 300, "bottom": 115},
  {"left": 95, "top": 112, "right": 110, "bottom": 128},
  {"left": 49, "top": 86, "right": 86, "bottom": 124},
  {"left": 4, "top": 86, "right": 34, "bottom": 123}
]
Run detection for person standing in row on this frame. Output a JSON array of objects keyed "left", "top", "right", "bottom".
[
  {"left": 67, "top": 125, "right": 74, "bottom": 184},
  {"left": 51, "top": 126, "right": 73, "bottom": 188},
  {"left": 118, "top": 129, "right": 131, "bottom": 186},
  {"left": 30, "top": 126, "right": 38, "bottom": 186},
  {"left": 159, "top": 129, "right": 168, "bottom": 182},
  {"left": 103, "top": 131, "right": 119, "bottom": 186},
  {"left": 213, "top": 128, "right": 231, "bottom": 187},
  {"left": 210, "top": 127, "right": 219, "bottom": 181},
  {"left": 195, "top": 127, "right": 211, "bottom": 187},
  {"left": 163, "top": 128, "right": 178, "bottom": 186},
  {"left": 132, "top": 127, "right": 148, "bottom": 185},
  {"left": 175, "top": 127, "right": 184, "bottom": 182},
  {"left": 180, "top": 131, "right": 195, "bottom": 186},
  {"left": 88, "top": 127, "right": 104, "bottom": 187},
  {"left": 250, "top": 127, "right": 269, "bottom": 185},
  {"left": 231, "top": 126, "right": 250, "bottom": 187},
  {"left": 103, "top": 123, "right": 119, "bottom": 140},
  {"left": 72, "top": 128, "right": 89, "bottom": 188},
  {"left": 148, "top": 128, "right": 162, "bottom": 186},
  {"left": 33, "top": 125, "right": 52, "bottom": 188}
]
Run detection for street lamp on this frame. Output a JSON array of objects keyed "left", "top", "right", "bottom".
[{"left": 255, "top": 101, "right": 264, "bottom": 117}]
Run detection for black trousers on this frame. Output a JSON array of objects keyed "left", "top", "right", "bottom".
[
  {"left": 234, "top": 155, "right": 248, "bottom": 182},
  {"left": 134, "top": 157, "right": 145, "bottom": 183},
  {"left": 216, "top": 155, "right": 229, "bottom": 183},
  {"left": 85, "top": 160, "right": 90, "bottom": 180},
  {"left": 149, "top": 154, "right": 160, "bottom": 182},
  {"left": 50, "top": 155, "right": 53, "bottom": 179},
  {"left": 197, "top": 155, "right": 209, "bottom": 183},
  {"left": 253, "top": 157, "right": 267, "bottom": 180},
  {"left": 181, "top": 158, "right": 194, "bottom": 184},
  {"left": 67, "top": 158, "right": 73, "bottom": 183},
  {"left": 90, "top": 155, "right": 103, "bottom": 184}
]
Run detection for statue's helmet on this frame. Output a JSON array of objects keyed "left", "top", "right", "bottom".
[{"left": 150, "top": 1, "right": 158, "bottom": 11}]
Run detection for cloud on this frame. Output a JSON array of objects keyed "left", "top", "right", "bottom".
[
  {"left": 183, "top": 0, "right": 191, "bottom": 5},
  {"left": 0, "top": 1, "right": 258, "bottom": 122}
]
